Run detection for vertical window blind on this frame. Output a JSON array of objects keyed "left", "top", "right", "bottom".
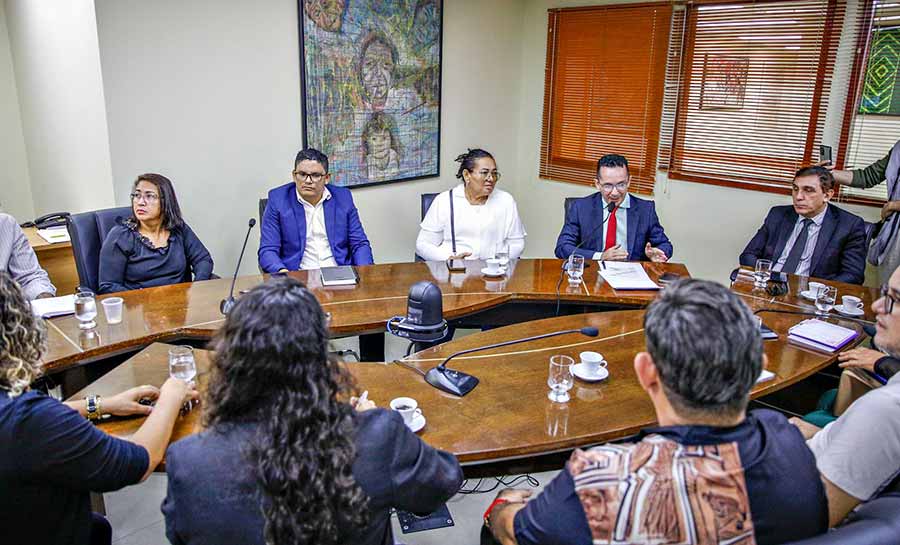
[
  {"left": 667, "top": 0, "right": 848, "bottom": 194},
  {"left": 539, "top": 3, "right": 672, "bottom": 195}
]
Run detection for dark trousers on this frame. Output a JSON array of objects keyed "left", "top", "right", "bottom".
[{"left": 91, "top": 513, "right": 112, "bottom": 545}]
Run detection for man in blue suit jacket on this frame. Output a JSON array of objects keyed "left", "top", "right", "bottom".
[
  {"left": 740, "top": 166, "right": 866, "bottom": 285},
  {"left": 555, "top": 154, "right": 673, "bottom": 262},
  {"left": 259, "top": 148, "right": 374, "bottom": 272}
]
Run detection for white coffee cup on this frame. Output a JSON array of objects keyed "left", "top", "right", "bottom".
[
  {"left": 485, "top": 258, "right": 504, "bottom": 274},
  {"left": 390, "top": 397, "right": 422, "bottom": 425},
  {"left": 101, "top": 297, "right": 124, "bottom": 324},
  {"left": 579, "top": 351, "right": 608, "bottom": 375},
  {"left": 808, "top": 282, "right": 826, "bottom": 295},
  {"left": 841, "top": 295, "right": 863, "bottom": 311}
]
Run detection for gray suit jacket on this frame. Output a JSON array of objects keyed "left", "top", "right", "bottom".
[{"left": 0, "top": 213, "right": 56, "bottom": 299}]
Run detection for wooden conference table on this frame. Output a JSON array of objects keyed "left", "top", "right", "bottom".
[{"left": 57, "top": 259, "right": 878, "bottom": 468}]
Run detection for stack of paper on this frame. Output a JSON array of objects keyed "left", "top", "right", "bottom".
[
  {"left": 598, "top": 262, "right": 660, "bottom": 290},
  {"left": 756, "top": 369, "right": 776, "bottom": 384},
  {"left": 30, "top": 294, "right": 76, "bottom": 318},
  {"left": 788, "top": 319, "right": 857, "bottom": 353},
  {"left": 37, "top": 227, "right": 70, "bottom": 244}
]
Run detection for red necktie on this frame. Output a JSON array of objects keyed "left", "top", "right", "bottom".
[{"left": 604, "top": 205, "right": 618, "bottom": 251}]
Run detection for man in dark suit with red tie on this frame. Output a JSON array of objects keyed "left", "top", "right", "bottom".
[
  {"left": 740, "top": 166, "right": 867, "bottom": 285},
  {"left": 555, "top": 154, "right": 673, "bottom": 262}
]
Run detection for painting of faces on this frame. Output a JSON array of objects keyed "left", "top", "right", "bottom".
[{"left": 300, "top": 0, "right": 442, "bottom": 187}]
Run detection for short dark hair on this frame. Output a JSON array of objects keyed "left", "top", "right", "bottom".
[
  {"left": 794, "top": 165, "right": 835, "bottom": 192},
  {"left": 643, "top": 278, "right": 763, "bottom": 421},
  {"left": 596, "top": 154, "right": 629, "bottom": 177},
  {"left": 294, "top": 148, "right": 329, "bottom": 173},
  {"left": 455, "top": 148, "right": 494, "bottom": 179},
  {"left": 131, "top": 173, "right": 184, "bottom": 230}
]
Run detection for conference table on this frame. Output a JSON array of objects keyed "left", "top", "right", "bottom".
[{"left": 53, "top": 259, "right": 878, "bottom": 470}]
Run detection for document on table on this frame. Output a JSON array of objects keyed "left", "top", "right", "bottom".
[
  {"left": 31, "top": 294, "right": 76, "bottom": 318},
  {"left": 37, "top": 227, "right": 70, "bottom": 244},
  {"left": 598, "top": 262, "right": 660, "bottom": 290}
]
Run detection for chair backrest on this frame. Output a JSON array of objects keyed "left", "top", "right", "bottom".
[
  {"left": 258, "top": 198, "right": 268, "bottom": 227},
  {"left": 564, "top": 197, "right": 578, "bottom": 218},
  {"left": 782, "top": 494, "right": 900, "bottom": 545},
  {"left": 66, "top": 206, "right": 133, "bottom": 292},
  {"left": 416, "top": 193, "right": 440, "bottom": 262}
]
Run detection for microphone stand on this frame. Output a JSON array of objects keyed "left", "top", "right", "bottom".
[
  {"left": 220, "top": 218, "right": 257, "bottom": 315},
  {"left": 556, "top": 201, "right": 617, "bottom": 315},
  {"left": 422, "top": 326, "right": 600, "bottom": 397}
]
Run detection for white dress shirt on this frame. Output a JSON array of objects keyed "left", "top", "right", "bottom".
[
  {"left": 297, "top": 187, "right": 337, "bottom": 270},
  {"left": 773, "top": 204, "right": 828, "bottom": 277},
  {"left": 416, "top": 185, "right": 527, "bottom": 261}
]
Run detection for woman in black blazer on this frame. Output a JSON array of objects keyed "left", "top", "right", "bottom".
[
  {"left": 162, "top": 277, "right": 462, "bottom": 545},
  {"left": 99, "top": 173, "right": 213, "bottom": 294}
]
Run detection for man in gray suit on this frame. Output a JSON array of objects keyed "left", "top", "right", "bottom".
[{"left": 0, "top": 213, "right": 55, "bottom": 300}]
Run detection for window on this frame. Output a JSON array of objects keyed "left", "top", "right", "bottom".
[
  {"left": 667, "top": 0, "right": 847, "bottom": 194},
  {"left": 539, "top": 3, "right": 672, "bottom": 195},
  {"left": 836, "top": 0, "right": 900, "bottom": 204}
]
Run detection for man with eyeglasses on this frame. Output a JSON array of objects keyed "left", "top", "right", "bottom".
[
  {"left": 791, "top": 266, "right": 900, "bottom": 527},
  {"left": 258, "top": 148, "right": 374, "bottom": 274},
  {"left": 554, "top": 154, "right": 673, "bottom": 263},
  {"left": 0, "top": 212, "right": 56, "bottom": 300}
]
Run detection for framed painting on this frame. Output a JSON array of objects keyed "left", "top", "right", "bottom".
[
  {"left": 699, "top": 54, "right": 749, "bottom": 111},
  {"left": 298, "top": 0, "right": 443, "bottom": 188}
]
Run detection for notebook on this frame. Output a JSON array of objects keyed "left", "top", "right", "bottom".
[
  {"left": 30, "top": 294, "right": 76, "bottom": 318},
  {"left": 320, "top": 266, "right": 359, "bottom": 287},
  {"left": 787, "top": 319, "right": 857, "bottom": 353}
]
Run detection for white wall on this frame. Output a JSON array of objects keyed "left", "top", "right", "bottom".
[
  {"left": 513, "top": 0, "right": 882, "bottom": 284},
  {"left": 0, "top": 1, "right": 33, "bottom": 220},
  {"left": 4, "top": 0, "right": 115, "bottom": 217},
  {"left": 95, "top": 0, "right": 525, "bottom": 276}
]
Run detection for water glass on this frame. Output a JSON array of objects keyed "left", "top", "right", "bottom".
[
  {"left": 547, "top": 355, "right": 575, "bottom": 402},
  {"left": 495, "top": 242, "right": 510, "bottom": 266},
  {"left": 100, "top": 297, "right": 124, "bottom": 324},
  {"left": 567, "top": 255, "right": 585, "bottom": 285},
  {"left": 74, "top": 290, "right": 98, "bottom": 330},
  {"left": 754, "top": 259, "right": 772, "bottom": 288},
  {"left": 168, "top": 345, "right": 197, "bottom": 382},
  {"left": 815, "top": 285, "right": 837, "bottom": 316}
]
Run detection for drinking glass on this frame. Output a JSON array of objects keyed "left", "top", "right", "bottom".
[
  {"left": 754, "top": 259, "right": 772, "bottom": 288},
  {"left": 547, "top": 355, "right": 575, "bottom": 402},
  {"left": 168, "top": 345, "right": 197, "bottom": 382},
  {"left": 74, "top": 290, "right": 98, "bottom": 330},
  {"left": 567, "top": 255, "right": 585, "bottom": 285},
  {"left": 495, "top": 242, "right": 510, "bottom": 267},
  {"left": 815, "top": 285, "right": 837, "bottom": 316}
]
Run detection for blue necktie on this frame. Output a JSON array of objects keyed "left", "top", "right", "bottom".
[{"left": 782, "top": 218, "right": 813, "bottom": 274}]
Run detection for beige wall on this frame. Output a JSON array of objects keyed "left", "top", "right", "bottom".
[
  {"left": 95, "top": 0, "right": 525, "bottom": 276},
  {"left": 513, "top": 0, "right": 882, "bottom": 285},
  {"left": 0, "top": 1, "right": 33, "bottom": 220},
  {"left": 4, "top": 0, "right": 115, "bottom": 217}
]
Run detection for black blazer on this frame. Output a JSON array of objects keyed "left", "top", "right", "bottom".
[
  {"left": 162, "top": 408, "right": 462, "bottom": 545},
  {"left": 739, "top": 204, "right": 866, "bottom": 285}
]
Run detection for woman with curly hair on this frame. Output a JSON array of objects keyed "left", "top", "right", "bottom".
[
  {"left": 0, "top": 271, "right": 198, "bottom": 545},
  {"left": 162, "top": 276, "right": 462, "bottom": 545}
]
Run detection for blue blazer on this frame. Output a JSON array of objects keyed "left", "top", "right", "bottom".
[
  {"left": 258, "top": 183, "right": 374, "bottom": 272},
  {"left": 740, "top": 204, "right": 866, "bottom": 285},
  {"left": 162, "top": 409, "right": 462, "bottom": 545},
  {"left": 554, "top": 193, "right": 673, "bottom": 261}
]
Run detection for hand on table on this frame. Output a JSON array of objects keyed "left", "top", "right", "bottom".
[
  {"left": 105, "top": 385, "right": 160, "bottom": 416},
  {"left": 449, "top": 252, "right": 471, "bottom": 260},
  {"left": 158, "top": 377, "right": 200, "bottom": 408},
  {"left": 838, "top": 347, "right": 884, "bottom": 373},
  {"left": 645, "top": 243, "right": 668, "bottom": 263},
  {"left": 350, "top": 395, "right": 376, "bottom": 412},
  {"left": 600, "top": 245, "right": 628, "bottom": 261}
]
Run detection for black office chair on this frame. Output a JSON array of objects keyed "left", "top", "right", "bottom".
[
  {"left": 66, "top": 206, "right": 133, "bottom": 292},
  {"left": 258, "top": 198, "right": 268, "bottom": 227},
  {"left": 415, "top": 193, "right": 439, "bottom": 262},
  {"left": 783, "top": 493, "right": 900, "bottom": 544}
]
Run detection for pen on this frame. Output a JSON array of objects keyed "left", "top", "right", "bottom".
[{"left": 358, "top": 390, "right": 368, "bottom": 405}]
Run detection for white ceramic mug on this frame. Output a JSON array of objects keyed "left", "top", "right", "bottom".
[
  {"left": 841, "top": 295, "right": 864, "bottom": 311},
  {"left": 579, "top": 351, "right": 608, "bottom": 375},
  {"left": 485, "top": 258, "right": 504, "bottom": 274},
  {"left": 390, "top": 397, "right": 422, "bottom": 425},
  {"left": 808, "top": 282, "right": 826, "bottom": 295}
]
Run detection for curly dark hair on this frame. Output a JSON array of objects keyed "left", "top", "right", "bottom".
[
  {"left": 204, "top": 277, "right": 368, "bottom": 544},
  {"left": 0, "top": 271, "right": 46, "bottom": 397}
]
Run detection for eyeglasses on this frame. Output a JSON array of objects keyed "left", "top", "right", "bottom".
[
  {"left": 880, "top": 284, "right": 897, "bottom": 314},
  {"left": 130, "top": 191, "right": 160, "bottom": 203},
  {"left": 599, "top": 182, "right": 628, "bottom": 193},
  {"left": 470, "top": 170, "right": 501, "bottom": 181},
  {"left": 293, "top": 171, "right": 326, "bottom": 183}
]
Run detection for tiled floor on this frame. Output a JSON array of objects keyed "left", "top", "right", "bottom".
[{"left": 104, "top": 332, "right": 562, "bottom": 545}]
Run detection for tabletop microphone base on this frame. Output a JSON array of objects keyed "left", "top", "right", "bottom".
[
  {"left": 220, "top": 297, "right": 236, "bottom": 315},
  {"left": 425, "top": 367, "right": 479, "bottom": 397}
]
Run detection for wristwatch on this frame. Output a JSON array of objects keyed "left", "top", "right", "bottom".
[{"left": 85, "top": 394, "right": 102, "bottom": 421}]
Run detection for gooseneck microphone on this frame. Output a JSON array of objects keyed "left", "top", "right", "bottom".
[
  {"left": 562, "top": 200, "right": 618, "bottom": 270},
  {"left": 422, "top": 326, "right": 600, "bottom": 397},
  {"left": 220, "top": 218, "right": 257, "bottom": 315}
]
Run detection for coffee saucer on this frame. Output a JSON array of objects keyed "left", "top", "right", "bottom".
[
  {"left": 800, "top": 290, "right": 818, "bottom": 301},
  {"left": 835, "top": 304, "right": 864, "bottom": 317},
  {"left": 481, "top": 267, "right": 506, "bottom": 277},
  {"left": 406, "top": 413, "right": 426, "bottom": 433},
  {"left": 572, "top": 363, "right": 609, "bottom": 382}
]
